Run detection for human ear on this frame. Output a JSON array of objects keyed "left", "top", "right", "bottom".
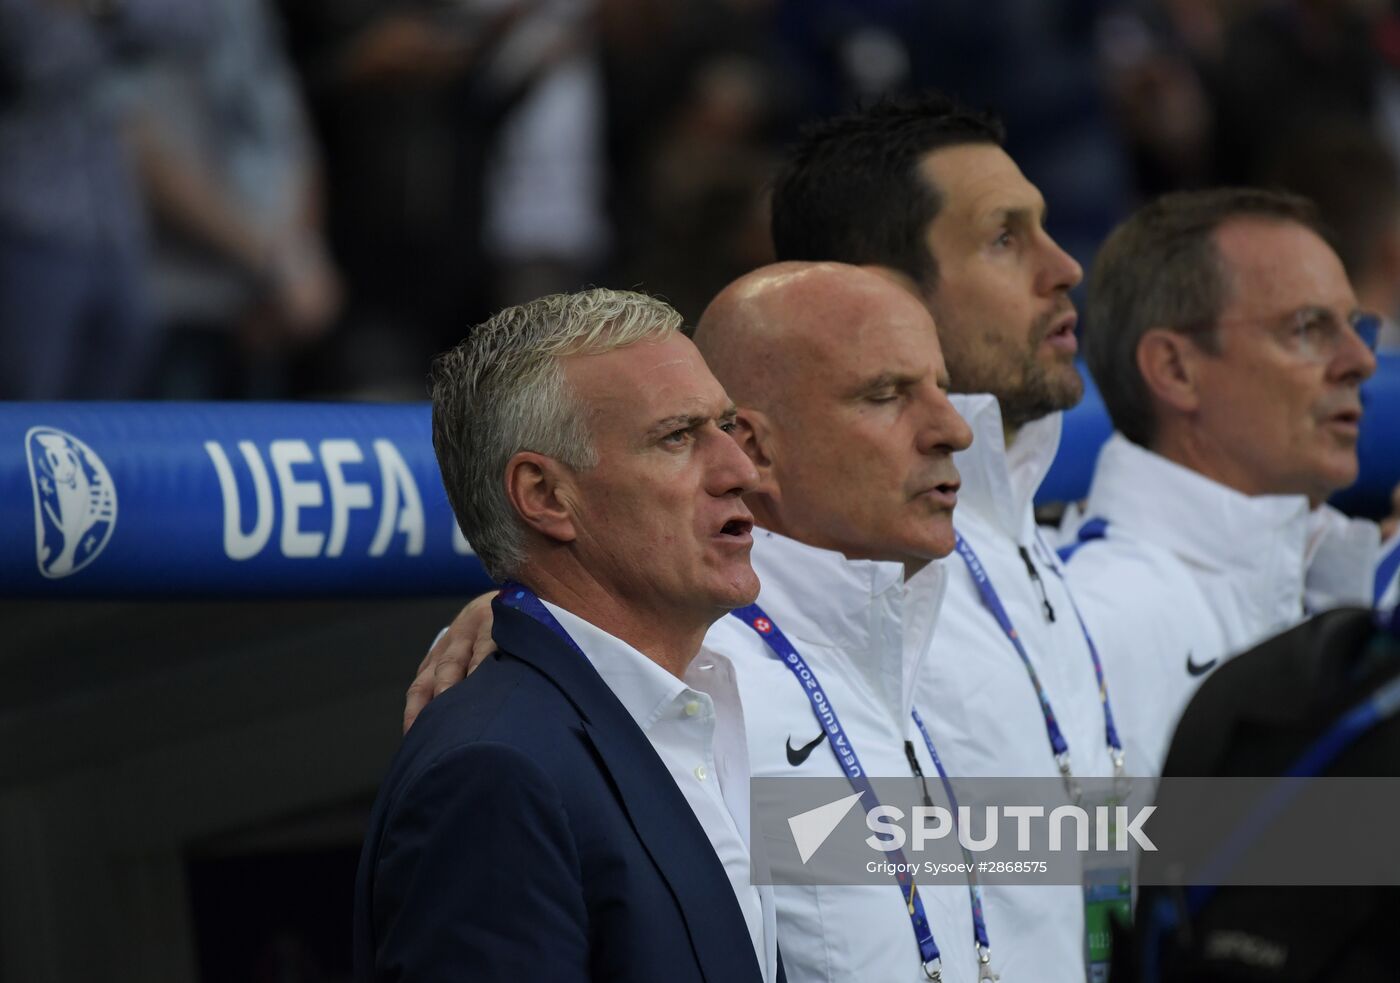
[
  {"left": 1137, "top": 327, "right": 1203, "bottom": 416},
  {"left": 503, "top": 452, "right": 578, "bottom": 545},
  {"left": 731, "top": 409, "right": 780, "bottom": 498}
]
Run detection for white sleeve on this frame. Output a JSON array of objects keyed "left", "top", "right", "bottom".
[{"left": 1304, "top": 506, "right": 1381, "bottom": 612}]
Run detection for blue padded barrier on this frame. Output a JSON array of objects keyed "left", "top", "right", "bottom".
[
  {"left": 1, "top": 402, "right": 494, "bottom": 597},
  {"left": 1, "top": 356, "right": 1395, "bottom": 596}
]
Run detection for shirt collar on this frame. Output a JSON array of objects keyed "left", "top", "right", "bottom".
[
  {"left": 1083, "top": 433, "right": 1312, "bottom": 574},
  {"left": 541, "top": 600, "right": 700, "bottom": 734},
  {"left": 744, "top": 527, "right": 946, "bottom": 720},
  {"left": 950, "top": 393, "right": 1063, "bottom": 537}
]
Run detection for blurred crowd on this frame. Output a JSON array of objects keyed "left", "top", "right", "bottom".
[{"left": 2, "top": 0, "right": 1400, "bottom": 403}]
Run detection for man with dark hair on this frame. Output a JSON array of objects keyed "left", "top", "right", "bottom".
[
  {"left": 768, "top": 93, "right": 1118, "bottom": 983},
  {"left": 1083, "top": 188, "right": 1327, "bottom": 454},
  {"left": 771, "top": 94, "right": 1084, "bottom": 433},
  {"left": 1065, "top": 187, "right": 1382, "bottom": 772},
  {"left": 406, "top": 93, "right": 1111, "bottom": 982},
  {"left": 771, "top": 93, "right": 1006, "bottom": 292}
]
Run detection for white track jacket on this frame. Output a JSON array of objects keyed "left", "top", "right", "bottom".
[
  {"left": 915, "top": 395, "right": 1124, "bottom": 983},
  {"left": 1060, "top": 433, "right": 1384, "bottom": 774},
  {"left": 706, "top": 528, "right": 990, "bottom": 983}
]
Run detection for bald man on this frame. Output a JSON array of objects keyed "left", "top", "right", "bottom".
[
  {"left": 694, "top": 262, "right": 994, "bottom": 983},
  {"left": 410, "top": 263, "right": 1000, "bottom": 982}
]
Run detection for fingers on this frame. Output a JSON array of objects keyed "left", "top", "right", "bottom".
[
  {"left": 454, "top": 590, "right": 499, "bottom": 678},
  {"left": 403, "top": 669, "right": 432, "bottom": 734},
  {"left": 469, "top": 607, "right": 498, "bottom": 674},
  {"left": 403, "top": 631, "right": 448, "bottom": 734},
  {"left": 402, "top": 593, "right": 498, "bottom": 734}
]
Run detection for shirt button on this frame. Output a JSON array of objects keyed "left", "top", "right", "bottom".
[
  {"left": 684, "top": 700, "right": 701, "bottom": 717},
  {"left": 694, "top": 765, "right": 708, "bottom": 781}
]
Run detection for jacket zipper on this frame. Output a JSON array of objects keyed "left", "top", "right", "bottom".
[
  {"left": 1018, "top": 545, "right": 1056, "bottom": 622},
  {"left": 904, "top": 741, "right": 936, "bottom": 808}
]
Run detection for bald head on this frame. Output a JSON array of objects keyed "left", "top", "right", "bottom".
[
  {"left": 694, "top": 261, "right": 939, "bottom": 420},
  {"left": 692, "top": 260, "right": 972, "bottom": 571}
]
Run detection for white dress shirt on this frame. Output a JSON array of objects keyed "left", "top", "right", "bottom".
[{"left": 542, "top": 600, "right": 778, "bottom": 982}]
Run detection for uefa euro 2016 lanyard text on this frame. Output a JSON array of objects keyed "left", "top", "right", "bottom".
[
  {"left": 952, "top": 532, "right": 1125, "bottom": 796},
  {"left": 953, "top": 532, "right": 1130, "bottom": 983},
  {"left": 733, "top": 605, "right": 996, "bottom": 983}
]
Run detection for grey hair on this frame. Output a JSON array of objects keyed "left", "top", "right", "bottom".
[{"left": 430, "top": 288, "right": 684, "bottom": 580}]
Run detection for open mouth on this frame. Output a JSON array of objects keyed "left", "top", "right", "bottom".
[
  {"left": 916, "top": 479, "right": 961, "bottom": 508},
  {"left": 718, "top": 517, "right": 754, "bottom": 538},
  {"left": 1326, "top": 408, "right": 1362, "bottom": 435},
  {"left": 1042, "top": 315, "right": 1078, "bottom": 353}
]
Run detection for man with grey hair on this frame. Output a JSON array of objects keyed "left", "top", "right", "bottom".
[
  {"left": 392, "top": 263, "right": 995, "bottom": 982},
  {"left": 1063, "top": 187, "right": 1383, "bottom": 772},
  {"left": 353, "top": 287, "right": 777, "bottom": 982},
  {"left": 408, "top": 93, "right": 1117, "bottom": 983}
]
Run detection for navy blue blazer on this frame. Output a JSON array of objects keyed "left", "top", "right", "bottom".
[{"left": 353, "top": 598, "right": 770, "bottom": 982}]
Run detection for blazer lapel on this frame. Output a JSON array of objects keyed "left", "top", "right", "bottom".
[{"left": 493, "top": 601, "right": 762, "bottom": 982}]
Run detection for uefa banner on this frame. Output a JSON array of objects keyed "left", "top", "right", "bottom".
[
  {"left": 2, "top": 359, "right": 1396, "bottom": 596},
  {"left": 0, "top": 403, "right": 494, "bottom": 597}
]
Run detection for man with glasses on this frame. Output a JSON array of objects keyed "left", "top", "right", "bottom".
[{"left": 1063, "top": 187, "right": 1383, "bottom": 772}]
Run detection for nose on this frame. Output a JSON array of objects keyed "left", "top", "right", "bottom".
[
  {"left": 1037, "top": 229, "right": 1083, "bottom": 295},
  {"left": 917, "top": 391, "right": 974, "bottom": 456},
  {"left": 705, "top": 423, "right": 760, "bottom": 497}
]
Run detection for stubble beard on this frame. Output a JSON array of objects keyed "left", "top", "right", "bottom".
[
  {"left": 997, "top": 344, "right": 1084, "bottom": 432},
  {"left": 940, "top": 308, "right": 1085, "bottom": 432}
]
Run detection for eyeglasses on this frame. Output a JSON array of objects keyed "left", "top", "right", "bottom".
[
  {"left": 1274, "top": 308, "right": 1380, "bottom": 363},
  {"left": 1194, "top": 308, "right": 1381, "bottom": 364}
]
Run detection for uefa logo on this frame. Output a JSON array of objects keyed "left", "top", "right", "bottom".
[{"left": 26, "top": 426, "right": 118, "bottom": 578}]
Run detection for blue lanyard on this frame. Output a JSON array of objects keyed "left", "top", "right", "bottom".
[
  {"left": 953, "top": 532, "right": 1124, "bottom": 796},
  {"left": 495, "top": 582, "right": 590, "bottom": 657},
  {"left": 910, "top": 708, "right": 995, "bottom": 975},
  {"left": 1376, "top": 535, "right": 1400, "bottom": 608},
  {"left": 1034, "top": 531, "right": 1125, "bottom": 769},
  {"left": 733, "top": 603, "right": 958, "bottom": 981}
]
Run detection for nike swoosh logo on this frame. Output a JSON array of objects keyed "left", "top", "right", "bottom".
[
  {"left": 786, "top": 732, "right": 827, "bottom": 767},
  {"left": 1186, "top": 651, "right": 1218, "bottom": 677}
]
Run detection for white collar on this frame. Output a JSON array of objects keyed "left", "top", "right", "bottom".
[
  {"left": 1083, "top": 433, "right": 1312, "bottom": 575},
  {"left": 1303, "top": 503, "right": 1382, "bottom": 609},
  {"left": 949, "top": 394, "right": 1063, "bottom": 538},
  {"left": 745, "top": 527, "right": 946, "bottom": 720},
  {"left": 542, "top": 600, "right": 702, "bottom": 733}
]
